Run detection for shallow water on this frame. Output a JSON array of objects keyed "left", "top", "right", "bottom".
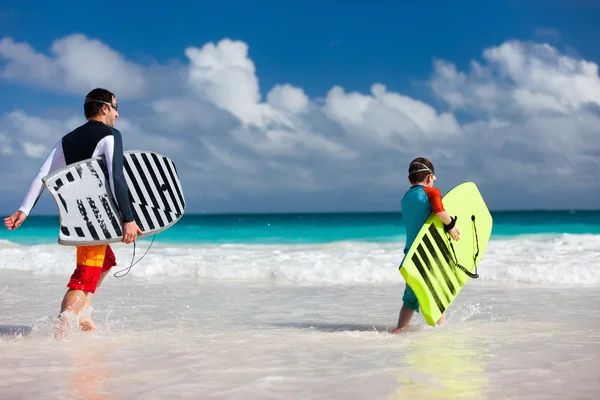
[{"left": 1, "top": 270, "right": 599, "bottom": 399}]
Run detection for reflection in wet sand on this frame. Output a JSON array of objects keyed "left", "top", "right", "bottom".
[
  {"left": 65, "top": 339, "right": 117, "bottom": 400},
  {"left": 395, "top": 329, "right": 495, "bottom": 399}
]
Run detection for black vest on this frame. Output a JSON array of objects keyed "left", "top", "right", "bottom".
[{"left": 61, "top": 120, "right": 114, "bottom": 164}]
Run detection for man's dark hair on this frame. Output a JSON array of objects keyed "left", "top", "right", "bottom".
[{"left": 84, "top": 88, "right": 115, "bottom": 119}]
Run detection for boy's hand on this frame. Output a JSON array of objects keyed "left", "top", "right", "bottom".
[
  {"left": 439, "top": 214, "right": 460, "bottom": 241},
  {"left": 448, "top": 226, "right": 460, "bottom": 241}
]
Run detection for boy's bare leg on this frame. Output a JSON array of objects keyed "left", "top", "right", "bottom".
[{"left": 392, "top": 305, "right": 414, "bottom": 334}]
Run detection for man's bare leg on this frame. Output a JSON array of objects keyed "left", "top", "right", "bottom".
[
  {"left": 391, "top": 305, "right": 415, "bottom": 334},
  {"left": 79, "top": 293, "right": 98, "bottom": 332},
  {"left": 54, "top": 289, "right": 88, "bottom": 339},
  {"left": 79, "top": 270, "right": 110, "bottom": 331}
]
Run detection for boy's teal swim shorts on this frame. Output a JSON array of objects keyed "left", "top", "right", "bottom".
[{"left": 402, "top": 284, "right": 420, "bottom": 313}]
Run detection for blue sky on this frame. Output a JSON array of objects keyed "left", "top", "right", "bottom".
[
  {"left": 3, "top": 0, "right": 599, "bottom": 102},
  {"left": 1, "top": 0, "right": 600, "bottom": 214}
]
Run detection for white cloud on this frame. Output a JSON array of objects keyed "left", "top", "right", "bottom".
[
  {"left": 427, "top": 39, "right": 600, "bottom": 198},
  {"left": 0, "top": 134, "right": 12, "bottom": 155},
  {"left": 184, "top": 39, "right": 292, "bottom": 128},
  {"left": 22, "top": 142, "right": 46, "bottom": 158},
  {"left": 323, "top": 83, "right": 462, "bottom": 143},
  {"left": 3, "top": 110, "right": 81, "bottom": 142},
  {"left": 430, "top": 40, "right": 600, "bottom": 117},
  {"left": 0, "top": 112, "right": 77, "bottom": 198},
  {"left": 151, "top": 97, "right": 226, "bottom": 131},
  {"left": 1, "top": 34, "right": 599, "bottom": 212},
  {"left": 267, "top": 84, "right": 309, "bottom": 114},
  {"left": 0, "top": 34, "right": 147, "bottom": 99}
]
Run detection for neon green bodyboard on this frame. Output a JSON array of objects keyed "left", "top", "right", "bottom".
[{"left": 400, "top": 182, "right": 493, "bottom": 326}]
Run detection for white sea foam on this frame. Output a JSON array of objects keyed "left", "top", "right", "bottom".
[{"left": 1, "top": 234, "right": 599, "bottom": 286}]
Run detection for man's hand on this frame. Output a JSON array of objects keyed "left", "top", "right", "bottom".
[
  {"left": 4, "top": 211, "right": 27, "bottom": 230},
  {"left": 122, "top": 221, "right": 143, "bottom": 244}
]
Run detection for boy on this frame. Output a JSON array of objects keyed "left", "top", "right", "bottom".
[{"left": 392, "top": 157, "right": 460, "bottom": 334}]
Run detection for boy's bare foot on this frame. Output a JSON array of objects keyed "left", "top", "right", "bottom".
[
  {"left": 391, "top": 326, "right": 406, "bottom": 334},
  {"left": 80, "top": 318, "right": 98, "bottom": 331},
  {"left": 436, "top": 313, "right": 446, "bottom": 327},
  {"left": 392, "top": 305, "right": 414, "bottom": 334}
]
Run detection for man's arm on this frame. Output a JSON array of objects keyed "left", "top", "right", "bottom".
[
  {"left": 101, "top": 129, "right": 135, "bottom": 223},
  {"left": 5, "top": 141, "right": 65, "bottom": 230},
  {"left": 19, "top": 141, "right": 66, "bottom": 216}
]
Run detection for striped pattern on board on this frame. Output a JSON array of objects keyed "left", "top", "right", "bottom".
[
  {"left": 409, "top": 224, "right": 465, "bottom": 316},
  {"left": 123, "top": 151, "right": 186, "bottom": 234},
  {"left": 44, "top": 151, "right": 185, "bottom": 245}
]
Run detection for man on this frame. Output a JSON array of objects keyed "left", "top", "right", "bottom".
[{"left": 3, "top": 88, "right": 142, "bottom": 339}]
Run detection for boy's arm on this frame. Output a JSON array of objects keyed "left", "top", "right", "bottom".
[
  {"left": 434, "top": 210, "right": 454, "bottom": 225},
  {"left": 423, "top": 187, "right": 446, "bottom": 220},
  {"left": 424, "top": 187, "right": 460, "bottom": 239}
]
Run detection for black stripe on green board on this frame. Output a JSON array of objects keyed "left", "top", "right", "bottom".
[
  {"left": 423, "top": 234, "right": 457, "bottom": 295},
  {"left": 411, "top": 253, "right": 446, "bottom": 315},
  {"left": 429, "top": 225, "right": 452, "bottom": 264},
  {"left": 417, "top": 244, "right": 452, "bottom": 304}
]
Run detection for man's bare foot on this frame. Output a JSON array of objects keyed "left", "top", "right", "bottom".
[
  {"left": 53, "top": 319, "right": 68, "bottom": 340},
  {"left": 80, "top": 319, "right": 98, "bottom": 331},
  {"left": 53, "top": 311, "right": 79, "bottom": 340},
  {"left": 391, "top": 326, "right": 406, "bottom": 334}
]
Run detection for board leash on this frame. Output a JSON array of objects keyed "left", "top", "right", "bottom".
[
  {"left": 113, "top": 234, "right": 156, "bottom": 278},
  {"left": 446, "top": 215, "right": 480, "bottom": 279}
]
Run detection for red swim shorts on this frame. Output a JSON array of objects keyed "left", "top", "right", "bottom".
[{"left": 67, "top": 244, "right": 117, "bottom": 293}]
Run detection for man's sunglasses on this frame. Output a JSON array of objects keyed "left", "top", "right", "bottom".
[{"left": 84, "top": 98, "right": 118, "bottom": 111}]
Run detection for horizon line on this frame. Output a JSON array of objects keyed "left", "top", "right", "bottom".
[{"left": 14, "top": 208, "right": 600, "bottom": 217}]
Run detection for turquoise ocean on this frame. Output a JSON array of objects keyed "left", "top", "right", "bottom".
[
  {"left": 1, "top": 209, "right": 599, "bottom": 285},
  {"left": 2, "top": 210, "right": 600, "bottom": 246}
]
